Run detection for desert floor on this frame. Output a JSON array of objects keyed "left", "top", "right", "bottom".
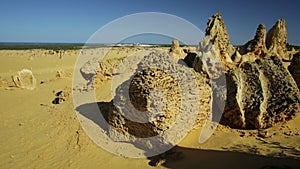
[{"left": 0, "top": 47, "right": 300, "bottom": 169}]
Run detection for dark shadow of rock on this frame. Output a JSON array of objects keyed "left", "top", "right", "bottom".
[
  {"left": 76, "top": 102, "right": 300, "bottom": 169},
  {"left": 183, "top": 52, "right": 197, "bottom": 68},
  {"left": 75, "top": 102, "right": 112, "bottom": 131},
  {"left": 154, "top": 146, "right": 300, "bottom": 169},
  {"left": 76, "top": 101, "right": 162, "bottom": 138}
]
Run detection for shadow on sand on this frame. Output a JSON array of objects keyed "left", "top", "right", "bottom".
[
  {"left": 154, "top": 146, "right": 299, "bottom": 169},
  {"left": 76, "top": 101, "right": 111, "bottom": 131},
  {"left": 76, "top": 102, "right": 300, "bottom": 169}
]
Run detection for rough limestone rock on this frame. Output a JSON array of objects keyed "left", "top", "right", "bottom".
[
  {"left": 231, "top": 50, "right": 242, "bottom": 63},
  {"left": 79, "top": 57, "right": 100, "bottom": 89},
  {"left": 222, "top": 56, "right": 300, "bottom": 129},
  {"left": 239, "top": 24, "right": 267, "bottom": 58},
  {"left": 108, "top": 51, "right": 201, "bottom": 153},
  {"left": 94, "top": 59, "right": 121, "bottom": 88},
  {"left": 192, "top": 38, "right": 225, "bottom": 79},
  {"left": 12, "top": 69, "right": 36, "bottom": 90},
  {"left": 266, "top": 19, "right": 288, "bottom": 60},
  {"left": 52, "top": 87, "right": 72, "bottom": 104},
  {"left": 287, "top": 47, "right": 299, "bottom": 61},
  {"left": 205, "top": 13, "right": 235, "bottom": 64},
  {"left": 184, "top": 38, "right": 227, "bottom": 130},
  {"left": 170, "top": 39, "right": 186, "bottom": 59},
  {"left": 80, "top": 57, "right": 121, "bottom": 89},
  {"left": 110, "top": 68, "right": 181, "bottom": 138},
  {"left": 288, "top": 53, "right": 300, "bottom": 89}
]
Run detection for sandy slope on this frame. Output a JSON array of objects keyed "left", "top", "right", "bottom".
[{"left": 0, "top": 48, "right": 299, "bottom": 169}]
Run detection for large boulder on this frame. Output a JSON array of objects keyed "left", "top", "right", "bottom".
[
  {"left": 204, "top": 13, "right": 235, "bottom": 64},
  {"left": 266, "top": 19, "right": 288, "bottom": 60},
  {"left": 288, "top": 53, "right": 300, "bottom": 89},
  {"left": 107, "top": 51, "right": 201, "bottom": 153},
  {"left": 222, "top": 56, "right": 300, "bottom": 129},
  {"left": 110, "top": 68, "right": 181, "bottom": 138}
]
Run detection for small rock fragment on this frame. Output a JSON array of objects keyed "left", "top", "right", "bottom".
[{"left": 12, "top": 69, "right": 36, "bottom": 90}]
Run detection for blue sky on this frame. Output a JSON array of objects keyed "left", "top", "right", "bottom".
[{"left": 0, "top": 0, "right": 299, "bottom": 45}]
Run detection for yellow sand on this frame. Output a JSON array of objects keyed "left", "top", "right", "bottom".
[{"left": 0, "top": 48, "right": 299, "bottom": 169}]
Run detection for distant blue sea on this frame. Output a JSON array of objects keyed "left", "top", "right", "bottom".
[{"left": 0, "top": 42, "right": 174, "bottom": 50}]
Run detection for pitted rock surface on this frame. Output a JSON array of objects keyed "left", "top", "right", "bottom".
[
  {"left": 170, "top": 39, "right": 186, "bottom": 59},
  {"left": 12, "top": 69, "right": 36, "bottom": 90},
  {"left": 205, "top": 13, "right": 235, "bottom": 64},
  {"left": 239, "top": 24, "right": 267, "bottom": 58},
  {"left": 222, "top": 56, "right": 300, "bottom": 129},
  {"left": 107, "top": 51, "right": 203, "bottom": 152},
  {"left": 266, "top": 19, "right": 288, "bottom": 60},
  {"left": 288, "top": 53, "right": 300, "bottom": 89}
]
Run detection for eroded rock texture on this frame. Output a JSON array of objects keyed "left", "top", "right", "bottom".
[
  {"left": 80, "top": 13, "right": 299, "bottom": 140},
  {"left": 192, "top": 38, "right": 224, "bottom": 79},
  {"left": 239, "top": 24, "right": 267, "bottom": 57},
  {"left": 204, "top": 13, "right": 235, "bottom": 64},
  {"left": 12, "top": 69, "right": 36, "bottom": 90},
  {"left": 222, "top": 56, "right": 300, "bottom": 129},
  {"left": 288, "top": 53, "right": 300, "bottom": 89},
  {"left": 170, "top": 39, "right": 186, "bottom": 59},
  {"left": 266, "top": 19, "right": 288, "bottom": 60},
  {"left": 189, "top": 13, "right": 299, "bottom": 129},
  {"left": 110, "top": 68, "right": 181, "bottom": 138},
  {"left": 108, "top": 51, "right": 201, "bottom": 152}
]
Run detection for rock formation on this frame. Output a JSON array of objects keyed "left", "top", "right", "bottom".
[
  {"left": 110, "top": 68, "right": 181, "bottom": 138},
  {"left": 12, "top": 69, "right": 36, "bottom": 90},
  {"left": 288, "top": 53, "right": 300, "bottom": 89},
  {"left": 80, "top": 57, "right": 121, "bottom": 89},
  {"left": 78, "top": 13, "right": 299, "bottom": 142},
  {"left": 231, "top": 50, "right": 242, "bottom": 63},
  {"left": 169, "top": 39, "right": 186, "bottom": 59},
  {"left": 222, "top": 56, "right": 300, "bottom": 129},
  {"left": 52, "top": 87, "right": 72, "bottom": 104},
  {"left": 183, "top": 13, "right": 299, "bottom": 129},
  {"left": 204, "top": 13, "right": 235, "bottom": 64},
  {"left": 80, "top": 57, "right": 100, "bottom": 87},
  {"left": 266, "top": 19, "right": 288, "bottom": 60},
  {"left": 239, "top": 24, "right": 267, "bottom": 58},
  {"left": 192, "top": 38, "right": 224, "bottom": 79},
  {"left": 287, "top": 47, "right": 299, "bottom": 61},
  {"left": 107, "top": 51, "right": 202, "bottom": 153}
]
